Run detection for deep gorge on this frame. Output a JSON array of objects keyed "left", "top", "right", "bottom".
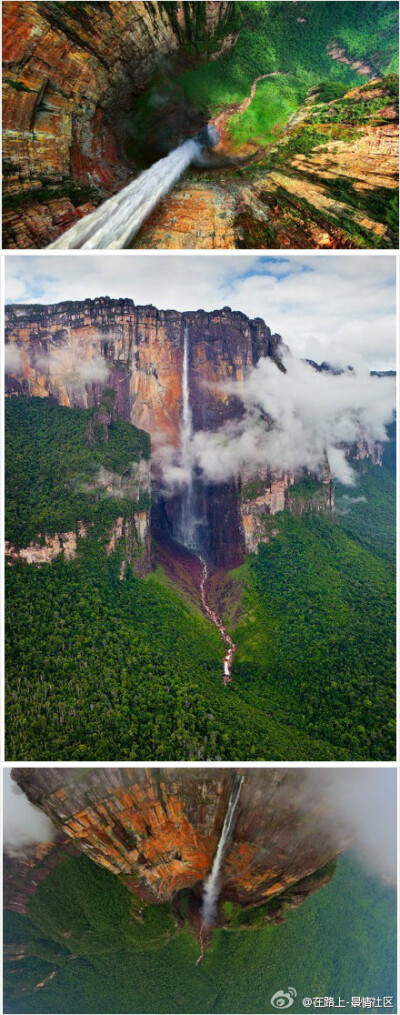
[{"left": 3, "top": 1, "right": 398, "bottom": 249}]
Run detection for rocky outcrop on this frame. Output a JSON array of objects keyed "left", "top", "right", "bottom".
[
  {"left": 5, "top": 471, "right": 151, "bottom": 575},
  {"left": 3, "top": 1, "right": 235, "bottom": 247},
  {"left": 5, "top": 529, "right": 79, "bottom": 565},
  {"left": 346, "top": 436, "right": 383, "bottom": 467},
  {"left": 240, "top": 474, "right": 294, "bottom": 553},
  {"left": 9, "top": 768, "right": 347, "bottom": 919}
]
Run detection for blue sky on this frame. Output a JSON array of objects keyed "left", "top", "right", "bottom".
[{"left": 5, "top": 253, "right": 397, "bottom": 369}]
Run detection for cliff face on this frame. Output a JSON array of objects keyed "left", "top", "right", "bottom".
[
  {"left": 5, "top": 298, "right": 334, "bottom": 567},
  {"left": 5, "top": 298, "right": 281, "bottom": 439},
  {"left": 134, "top": 76, "right": 398, "bottom": 250},
  {"left": 3, "top": 0, "right": 235, "bottom": 248},
  {"left": 10, "top": 768, "right": 345, "bottom": 919}
]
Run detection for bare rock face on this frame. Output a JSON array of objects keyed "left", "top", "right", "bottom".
[
  {"left": 5, "top": 298, "right": 337, "bottom": 566},
  {"left": 3, "top": 1, "right": 235, "bottom": 247},
  {"left": 5, "top": 298, "right": 281, "bottom": 439},
  {"left": 10, "top": 768, "right": 346, "bottom": 919}
]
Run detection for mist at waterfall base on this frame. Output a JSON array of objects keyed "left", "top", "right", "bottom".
[
  {"left": 49, "top": 126, "right": 220, "bottom": 250},
  {"left": 157, "top": 352, "right": 396, "bottom": 492},
  {"left": 3, "top": 769, "right": 55, "bottom": 855}
]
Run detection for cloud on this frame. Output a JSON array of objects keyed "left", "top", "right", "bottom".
[
  {"left": 159, "top": 353, "right": 396, "bottom": 488},
  {"left": 5, "top": 254, "right": 397, "bottom": 369},
  {"left": 336, "top": 494, "right": 367, "bottom": 515},
  {"left": 4, "top": 344, "right": 23, "bottom": 373},
  {"left": 37, "top": 346, "right": 110, "bottom": 385},
  {"left": 307, "top": 769, "right": 397, "bottom": 884},
  {"left": 3, "top": 770, "right": 55, "bottom": 855}
]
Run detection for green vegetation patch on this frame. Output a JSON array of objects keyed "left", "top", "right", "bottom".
[
  {"left": 178, "top": 1, "right": 398, "bottom": 132},
  {"left": 5, "top": 547, "right": 335, "bottom": 762},
  {"left": 231, "top": 500, "right": 395, "bottom": 760},
  {"left": 5, "top": 397, "right": 150, "bottom": 546},
  {"left": 3, "top": 852, "right": 396, "bottom": 1013}
]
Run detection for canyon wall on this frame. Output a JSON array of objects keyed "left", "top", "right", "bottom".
[
  {"left": 135, "top": 76, "right": 399, "bottom": 250},
  {"left": 3, "top": 0, "right": 235, "bottom": 247},
  {"left": 9, "top": 768, "right": 345, "bottom": 918}
]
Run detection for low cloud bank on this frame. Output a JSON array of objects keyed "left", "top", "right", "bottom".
[
  {"left": 5, "top": 341, "right": 110, "bottom": 386},
  {"left": 4, "top": 344, "right": 23, "bottom": 373},
  {"left": 36, "top": 346, "right": 110, "bottom": 385},
  {"left": 307, "top": 769, "right": 397, "bottom": 884},
  {"left": 158, "top": 354, "right": 395, "bottom": 489}
]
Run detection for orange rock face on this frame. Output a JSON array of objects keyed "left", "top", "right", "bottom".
[
  {"left": 2, "top": 1, "right": 235, "bottom": 247},
  {"left": 11, "top": 768, "right": 346, "bottom": 912},
  {"left": 5, "top": 298, "right": 281, "bottom": 455},
  {"left": 134, "top": 78, "right": 399, "bottom": 250}
]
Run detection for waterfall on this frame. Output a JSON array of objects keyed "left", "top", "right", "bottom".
[
  {"left": 201, "top": 775, "right": 244, "bottom": 928},
  {"left": 48, "top": 139, "right": 201, "bottom": 250},
  {"left": 177, "top": 328, "right": 237, "bottom": 684},
  {"left": 179, "top": 325, "right": 195, "bottom": 548}
]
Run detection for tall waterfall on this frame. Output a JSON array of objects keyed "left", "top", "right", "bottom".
[
  {"left": 201, "top": 775, "right": 244, "bottom": 928},
  {"left": 49, "top": 139, "right": 201, "bottom": 250},
  {"left": 179, "top": 325, "right": 195, "bottom": 548}
]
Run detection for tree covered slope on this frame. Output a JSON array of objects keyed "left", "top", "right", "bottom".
[
  {"left": 5, "top": 399, "right": 396, "bottom": 761},
  {"left": 4, "top": 852, "right": 396, "bottom": 1014}
]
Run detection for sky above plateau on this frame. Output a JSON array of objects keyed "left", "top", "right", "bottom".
[{"left": 5, "top": 254, "right": 397, "bottom": 371}]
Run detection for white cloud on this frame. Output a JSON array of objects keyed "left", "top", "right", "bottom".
[
  {"left": 3, "top": 770, "right": 55, "bottom": 855},
  {"left": 5, "top": 254, "right": 397, "bottom": 370},
  {"left": 4, "top": 344, "right": 23, "bottom": 373},
  {"left": 36, "top": 346, "right": 110, "bottom": 385},
  {"left": 159, "top": 353, "right": 395, "bottom": 488},
  {"left": 308, "top": 769, "right": 397, "bottom": 884}
]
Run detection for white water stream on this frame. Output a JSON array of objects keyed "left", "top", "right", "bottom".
[
  {"left": 180, "top": 325, "right": 195, "bottom": 548},
  {"left": 178, "top": 328, "right": 237, "bottom": 683},
  {"left": 49, "top": 139, "right": 202, "bottom": 249},
  {"left": 196, "top": 776, "right": 244, "bottom": 964}
]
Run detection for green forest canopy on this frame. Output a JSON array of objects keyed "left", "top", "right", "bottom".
[
  {"left": 4, "top": 851, "right": 396, "bottom": 1014},
  {"left": 5, "top": 397, "right": 396, "bottom": 762}
]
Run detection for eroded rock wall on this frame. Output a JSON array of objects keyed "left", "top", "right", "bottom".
[
  {"left": 10, "top": 768, "right": 346, "bottom": 912},
  {"left": 5, "top": 298, "right": 282, "bottom": 444},
  {"left": 5, "top": 298, "right": 337, "bottom": 565},
  {"left": 3, "top": 0, "right": 235, "bottom": 247}
]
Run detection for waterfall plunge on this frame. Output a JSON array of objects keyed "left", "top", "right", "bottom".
[
  {"left": 201, "top": 776, "right": 244, "bottom": 928},
  {"left": 179, "top": 325, "right": 196, "bottom": 549},
  {"left": 49, "top": 139, "right": 201, "bottom": 250}
]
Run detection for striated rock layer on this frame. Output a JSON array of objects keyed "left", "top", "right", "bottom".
[
  {"left": 9, "top": 768, "right": 347, "bottom": 920},
  {"left": 2, "top": 0, "right": 235, "bottom": 247},
  {"left": 5, "top": 297, "right": 281, "bottom": 438},
  {"left": 135, "top": 77, "right": 399, "bottom": 250}
]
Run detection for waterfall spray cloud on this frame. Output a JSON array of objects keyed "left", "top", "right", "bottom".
[
  {"left": 158, "top": 354, "right": 395, "bottom": 489},
  {"left": 3, "top": 770, "right": 55, "bottom": 855}
]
